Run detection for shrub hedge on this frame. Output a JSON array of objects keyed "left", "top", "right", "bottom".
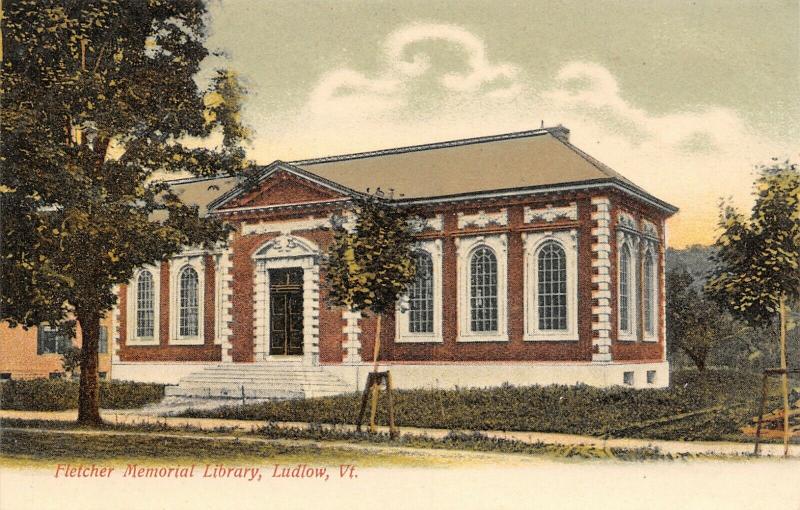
[
  {"left": 0, "top": 379, "right": 165, "bottom": 411},
  {"left": 180, "top": 370, "right": 792, "bottom": 441}
]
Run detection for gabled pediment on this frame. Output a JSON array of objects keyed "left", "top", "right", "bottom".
[{"left": 211, "top": 162, "right": 356, "bottom": 211}]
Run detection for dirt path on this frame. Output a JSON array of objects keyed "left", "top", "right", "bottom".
[{"left": 2, "top": 409, "right": 798, "bottom": 458}]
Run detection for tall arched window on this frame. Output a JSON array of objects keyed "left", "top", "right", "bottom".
[
  {"left": 537, "top": 242, "right": 568, "bottom": 330},
  {"left": 643, "top": 250, "right": 656, "bottom": 336},
  {"left": 136, "top": 270, "right": 155, "bottom": 338},
  {"left": 619, "top": 245, "right": 632, "bottom": 333},
  {"left": 408, "top": 252, "right": 434, "bottom": 333},
  {"left": 469, "top": 247, "right": 498, "bottom": 332},
  {"left": 179, "top": 267, "right": 199, "bottom": 337}
]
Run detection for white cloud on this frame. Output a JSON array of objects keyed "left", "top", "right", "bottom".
[
  {"left": 250, "top": 24, "right": 797, "bottom": 247},
  {"left": 383, "top": 23, "right": 519, "bottom": 92},
  {"left": 307, "top": 22, "right": 520, "bottom": 117}
]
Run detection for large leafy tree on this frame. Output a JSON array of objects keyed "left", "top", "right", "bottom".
[
  {"left": 1, "top": 0, "right": 252, "bottom": 425},
  {"left": 705, "top": 159, "right": 799, "bottom": 455},
  {"left": 666, "top": 266, "right": 742, "bottom": 371}
]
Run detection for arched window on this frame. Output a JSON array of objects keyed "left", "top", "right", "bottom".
[
  {"left": 179, "top": 267, "right": 199, "bottom": 337},
  {"left": 537, "top": 242, "right": 568, "bottom": 330},
  {"left": 643, "top": 250, "right": 656, "bottom": 336},
  {"left": 469, "top": 247, "right": 498, "bottom": 332},
  {"left": 136, "top": 270, "right": 155, "bottom": 338},
  {"left": 408, "top": 252, "right": 434, "bottom": 333},
  {"left": 619, "top": 244, "right": 632, "bottom": 333}
]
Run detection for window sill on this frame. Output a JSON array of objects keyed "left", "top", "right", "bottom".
[
  {"left": 126, "top": 338, "right": 159, "bottom": 347},
  {"left": 395, "top": 336, "right": 444, "bottom": 344},
  {"left": 168, "top": 337, "right": 205, "bottom": 346},
  {"left": 456, "top": 334, "right": 509, "bottom": 343},
  {"left": 642, "top": 336, "right": 658, "bottom": 343},
  {"left": 523, "top": 335, "right": 578, "bottom": 342},
  {"left": 616, "top": 336, "right": 637, "bottom": 342}
]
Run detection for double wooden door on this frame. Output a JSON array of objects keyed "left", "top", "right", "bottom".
[{"left": 269, "top": 268, "right": 304, "bottom": 356}]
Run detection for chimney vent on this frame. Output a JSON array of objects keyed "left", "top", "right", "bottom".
[{"left": 549, "top": 124, "right": 570, "bottom": 142}]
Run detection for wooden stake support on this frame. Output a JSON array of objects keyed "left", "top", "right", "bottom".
[
  {"left": 753, "top": 367, "right": 799, "bottom": 456},
  {"left": 356, "top": 370, "right": 397, "bottom": 438}
]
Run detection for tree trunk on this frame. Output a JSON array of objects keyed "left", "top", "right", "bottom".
[
  {"left": 779, "top": 295, "right": 790, "bottom": 457},
  {"left": 694, "top": 356, "right": 706, "bottom": 372},
  {"left": 369, "top": 314, "right": 382, "bottom": 433},
  {"left": 372, "top": 313, "right": 382, "bottom": 373},
  {"left": 682, "top": 344, "right": 707, "bottom": 372},
  {"left": 77, "top": 309, "right": 103, "bottom": 427}
]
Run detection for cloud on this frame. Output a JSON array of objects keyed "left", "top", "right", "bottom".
[
  {"left": 307, "top": 22, "right": 521, "bottom": 116},
  {"left": 250, "top": 23, "right": 796, "bottom": 248},
  {"left": 541, "top": 61, "right": 749, "bottom": 154}
]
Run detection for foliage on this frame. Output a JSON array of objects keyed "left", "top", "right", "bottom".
[
  {"left": 666, "top": 266, "right": 742, "bottom": 371},
  {"left": 61, "top": 346, "right": 83, "bottom": 378},
  {"left": 0, "top": 379, "right": 164, "bottom": 411},
  {"left": 325, "top": 192, "right": 418, "bottom": 316},
  {"left": 705, "top": 160, "right": 800, "bottom": 327},
  {"left": 666, "top": 245, "right": 717, "bottom": 288},
  {"left": 179, "top": 370, "right": 789, "bottom": 442},
  {"left": 666, "top": 246, "right": 798, "bottom": 371},
  {"left": 0, "top": 0, "right": 253, "bottom": 423}
]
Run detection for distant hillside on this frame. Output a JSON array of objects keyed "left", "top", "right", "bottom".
[{"left": 666, "top": 244, "right": 717, "bottom": 286}]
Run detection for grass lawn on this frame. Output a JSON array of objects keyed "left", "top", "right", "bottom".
[
  {"left": 0, "top": 418, "right": 733, "bottom": 465},
  {"left": 179, "top": 369, "right": 799, "bottom": 442}
]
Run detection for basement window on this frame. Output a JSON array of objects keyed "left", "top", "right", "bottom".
[
  {"left": 623, "top": 371, "right": 634, "bottom": 386},
  {"left": 49, "top": 372, "right": 64, "bottom": 380},
  {"left": 0, "top": 373, "right": 11, "bottom": 381},
  {"left": 646, "top": 370, "right": 657, "bottom": 384}
]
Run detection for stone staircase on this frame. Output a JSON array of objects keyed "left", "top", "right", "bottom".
[{"left": 163, "top": 362, "right": 354, "bottom": 400}]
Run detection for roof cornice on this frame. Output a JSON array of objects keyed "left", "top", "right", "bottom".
[{"left": 393, "top": 178, "right": 678, "bottom": 215}]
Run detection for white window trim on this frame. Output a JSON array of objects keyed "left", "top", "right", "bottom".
[
  {"left": 523, "top": 230, "right": 579, "bottom": 341},
  {"left": 396, "top": 240, "right": 443, "bottom": 343},
  {"left": 126, "top": 264, "right": 160, "bottom": 346},
  {"left": 169, "top": 255, "right": 205, "bottom": 346},
  {"left": 214, "top": 253, "right": 223, "bottom": 345},
  {"left": 642, "top": 244, "right": 658, "bottom": 342},
  {"left": 617, "top": 233, "right": 638, "bottom": 342},
  {"left": 456, "top": 234, "right": 508, "bottom": 342}
]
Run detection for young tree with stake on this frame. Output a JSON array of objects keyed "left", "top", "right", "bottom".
[
  {"left": 705, "top": 159, "right": 800, "bottom": 456},
  {"left": 326, "top": 191, "right": 418, "bottom": 431}
]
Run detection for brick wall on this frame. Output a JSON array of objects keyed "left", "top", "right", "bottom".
[
  {"left": 117, "top": 258, "right": 222, "bottom": 362},
  {"left": 0, "top": 318, "right": 113, "bottom": 380},
  {"left": 114, "top": 189, "right": 669, "bottom": 366},
  {"left": 609, "top": 192, "right": 668, "bottom": 362}
]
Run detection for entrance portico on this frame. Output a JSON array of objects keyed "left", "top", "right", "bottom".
[{"left": 252, "top": 234, "right": 321, "bottom": 366}]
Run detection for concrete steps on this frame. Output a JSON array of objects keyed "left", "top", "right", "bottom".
[{"left": 163, "top": 362, "right": 354, "bottom": 400}]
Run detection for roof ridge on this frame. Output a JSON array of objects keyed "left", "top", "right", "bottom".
[
  {"left": 162, "top": 173, "right": 234, "bottom": 185},
  {"left": 291, "top": 127, "right": 562, "bottom": 166},
  {"left": 552, "top": 136, "right": 639, "bottom": 187}
]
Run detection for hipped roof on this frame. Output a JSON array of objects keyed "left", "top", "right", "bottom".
[{"left": 166, "top": 127, "right": 677, "bottom": 215}]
